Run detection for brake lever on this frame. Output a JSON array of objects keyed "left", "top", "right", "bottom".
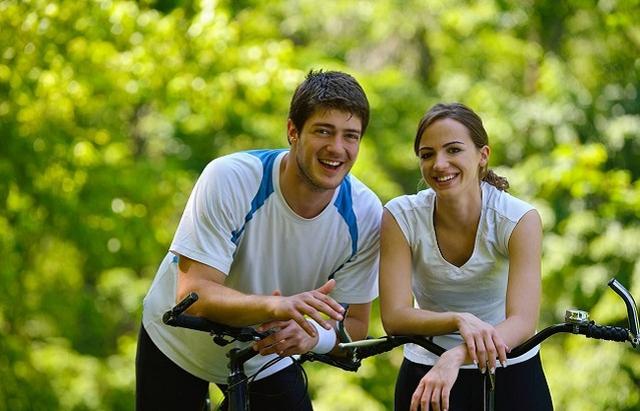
[{"left": 608, "top": 278, "right": 640, "bottom": 348}]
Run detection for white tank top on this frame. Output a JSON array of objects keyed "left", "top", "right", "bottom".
[{"left": 385, "top": 182, "right": 539, "bottom": 367}]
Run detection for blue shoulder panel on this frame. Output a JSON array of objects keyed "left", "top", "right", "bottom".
[
  {"left": 329, "top": 175, "right": 359, "bottom": 279},
  {"left": 230, "top": 149, "right": 286, "bottom": 245}
]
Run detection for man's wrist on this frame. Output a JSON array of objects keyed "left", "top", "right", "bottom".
[{"left": 307, "top": 318, "right": 337, "bottom": 354}]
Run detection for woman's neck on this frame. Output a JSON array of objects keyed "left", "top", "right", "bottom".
[{"left": 434, "top": 184, "right": 483, "bottom": 229}]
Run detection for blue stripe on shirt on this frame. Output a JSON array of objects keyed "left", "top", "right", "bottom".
[{"left": 230, "top": 149, "right": 285, "bottom": 245}]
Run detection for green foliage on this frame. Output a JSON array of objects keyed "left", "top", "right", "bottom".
[{"left": 1, "top": 0, "right": 639, "bottom": 409}]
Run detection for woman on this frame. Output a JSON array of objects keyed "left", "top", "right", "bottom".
[{"left": 380, "top": 103, "right": 553, "bottom": 411}]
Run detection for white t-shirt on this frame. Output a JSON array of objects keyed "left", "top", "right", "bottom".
[
  {"left": 385, "top": 182, "right": 539, "bottom": 367},
  {"left": 142, "top": 149, "right": 382, "bottom": 383}
]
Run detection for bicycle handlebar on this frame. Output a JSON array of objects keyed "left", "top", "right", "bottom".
[
  {"left": 161, "top": 292, "right": 362, "bottom": 372},
  {"left": 163, "top": 278, "right": 638, "bottom": 376},
  {"left": 162, "top": 292, "right": 269, "bottom": 345}
]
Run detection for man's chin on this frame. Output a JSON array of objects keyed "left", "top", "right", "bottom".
[{"left": 305, "top": 174, "right": 345, "bottom": 192}]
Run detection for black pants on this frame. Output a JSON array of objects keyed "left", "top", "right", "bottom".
[
  {"left": 135, "top": 324, "right": 313, "bottom": 411},
  {"left": 395, "top": 354, "right": 553, "bottom": 411}
]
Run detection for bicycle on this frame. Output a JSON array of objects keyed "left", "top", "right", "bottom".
[
  {"left": 162, "top": 293, "right": 359, "bottom": 411},
  {"left": 338, "top": 278, "right": 640, "bottom": 410},
  {"left": 163, "top": 278, "right": 639, "bottom": 411}
]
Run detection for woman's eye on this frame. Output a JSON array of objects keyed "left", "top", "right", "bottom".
[{"left": 420, "top": 152, "right": 433, "bottom": 159}]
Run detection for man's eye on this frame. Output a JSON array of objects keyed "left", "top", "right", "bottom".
[{"left": 345, "top": 134, "right": 361, "bottom": 140}]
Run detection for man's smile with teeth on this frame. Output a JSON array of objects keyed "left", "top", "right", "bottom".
[{"left": 320, "top": 159, "right": 342, "bottom": 167}]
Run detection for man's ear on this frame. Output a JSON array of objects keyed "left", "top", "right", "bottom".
[{"left": 286, "top": 119, "right": 298, "bottom": 145}]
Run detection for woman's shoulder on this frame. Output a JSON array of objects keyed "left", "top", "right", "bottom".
[
  {"left": 482, "top": 182, "right": 535, "bottom": 223},
  {"left": 385, "top": 189, "right": 434, "bottom": 213}
]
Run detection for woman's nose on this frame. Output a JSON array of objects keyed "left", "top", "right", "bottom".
[{"left": 432, "top": 153, "right": 448, "bottom": 169}]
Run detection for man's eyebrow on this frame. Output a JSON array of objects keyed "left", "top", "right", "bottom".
[
  {"left": 310, "top": 122, "right": 336, "bottom": 129},
  {"left": 311, "top": 122, "right": 362, "bottom": 134}
]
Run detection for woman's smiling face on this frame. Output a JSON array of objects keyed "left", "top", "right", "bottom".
[{"left": 417, "top": 118, "right": 489, "bottom": 197}]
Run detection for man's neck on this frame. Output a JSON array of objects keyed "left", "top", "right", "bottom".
[{"left": 279, "top": 153, "right": 336, "bottom": 219}]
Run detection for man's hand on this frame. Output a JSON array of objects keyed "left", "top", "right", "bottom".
[
  {"left": 267, "top": 279, "right": 344, "bottom": 338},
  {"left": 253, "top": 319, "right": 319, "bottom": 357}
]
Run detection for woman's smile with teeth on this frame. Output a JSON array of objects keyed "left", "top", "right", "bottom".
[{"left": 434, "top": 174, "right": 456, "bottom": 182}]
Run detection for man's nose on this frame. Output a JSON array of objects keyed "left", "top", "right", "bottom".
[{"left": 326, "top": 135, "right": 345, "bottom": 151}]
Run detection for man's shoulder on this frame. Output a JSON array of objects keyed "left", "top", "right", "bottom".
[
  {"left": 208, "top": 148, "right": 284, "bottom": 168},
  {"left": 344, "top": 174, "right": 382, "bottom": 207},
  {"left": 202, "top": 149, "right": 286, "bottom": 181}
]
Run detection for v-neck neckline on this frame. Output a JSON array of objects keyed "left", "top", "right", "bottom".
[{"left": 427, "top": 185, "right": 484, "bottom": 269}]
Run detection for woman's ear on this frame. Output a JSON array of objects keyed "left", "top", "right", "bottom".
[{"left": 479, "top": 145, "right": 490, "bottom": 167}]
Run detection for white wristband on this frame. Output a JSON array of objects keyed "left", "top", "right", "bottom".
[{"left": 308, "top": 319, "right": 337, "bottom": 354}]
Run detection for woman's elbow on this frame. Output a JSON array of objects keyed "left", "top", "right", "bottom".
[{"left": 381, "top": 310, "right": 405, "bottom": 335}]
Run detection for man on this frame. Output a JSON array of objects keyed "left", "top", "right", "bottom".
[{"left": 136, "top": 70, "right": 382, "bottom": 410}]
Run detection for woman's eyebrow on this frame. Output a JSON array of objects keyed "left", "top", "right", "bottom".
[{"left": 418, "top": 140, "right": 465, "bottom": 151}]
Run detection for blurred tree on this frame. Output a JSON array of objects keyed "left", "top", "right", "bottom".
[{"left": 1, "top": 0, "right": 639, "bottom": 409}]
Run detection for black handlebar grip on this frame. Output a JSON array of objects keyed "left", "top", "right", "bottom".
[
  {"left": 172, "top": 292, "right": 199, "bottom": 316},
  {"left": 165, "top": 314, "right": 216, "bottom": 332},
  {"left": 356, "top": 343, "right": 396, "bottom": 359},
  {"left": 585, "top": 324, "right": 629, "bottom": 342}
]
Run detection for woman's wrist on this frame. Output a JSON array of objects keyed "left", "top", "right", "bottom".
[
  {"left": 452, "top": 312, "right": 465, "bottom": 330},
  {"left": 441, "top": 344, "right": 467, "bottom": 367}
]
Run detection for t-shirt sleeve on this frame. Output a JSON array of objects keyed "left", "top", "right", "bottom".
[
  {"left": 330, "top": 191, "right": 383, "bottom": 304},
  {"left": 384, "top": 196, "right": 413, "bottom": 246},
  {"left": 495, "top": 192, "right": 536, "bottom": 255},
  {"left": 170, "top": 155, "right": 257, "bottom": 274}
]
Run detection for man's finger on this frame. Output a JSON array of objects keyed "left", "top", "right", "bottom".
[
  {"left": 293, "top": 315, "right": 316, "bottom": 338},
  {"left": 315, "top": 279, "right": 336, "bottom": 295},
  {"left": 257, "top": 320, "right": 287, "bottom": 333},
  {"left": 311, "top": 292, "right": 345, "bottom": 315},
  {"left": 304, "top": 300, "right": 343, "bottom": 325}
]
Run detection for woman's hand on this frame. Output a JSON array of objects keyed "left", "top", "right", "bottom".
[
  {"left": 455, "top": 313, "right": 508, "bottom": 373},
  {"left": 410, "top": 350, "right": 463, "bottom": 411}
]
